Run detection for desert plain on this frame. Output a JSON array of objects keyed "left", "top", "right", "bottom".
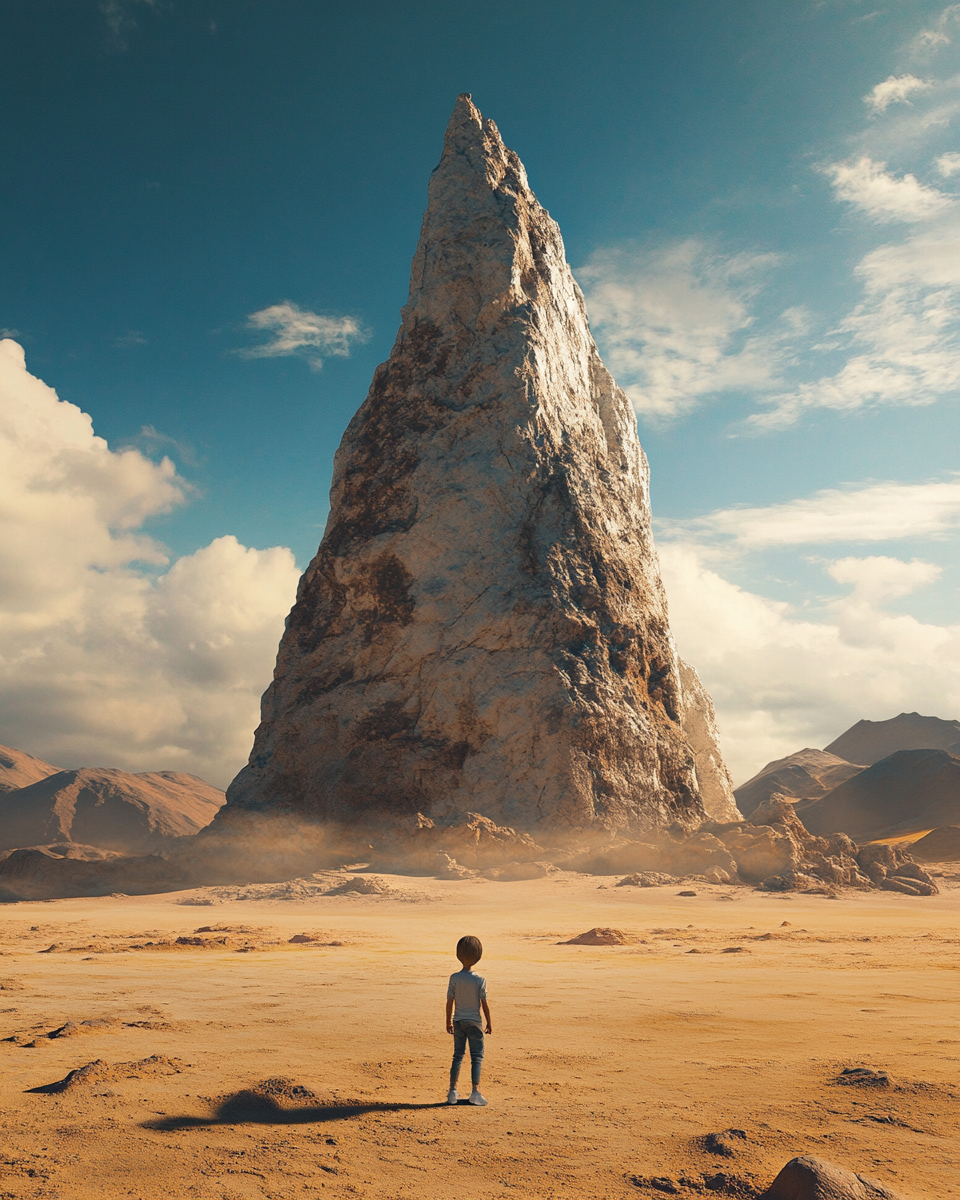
[{"left": 0, "top": 871, "right": 957, "bottom": 1200}]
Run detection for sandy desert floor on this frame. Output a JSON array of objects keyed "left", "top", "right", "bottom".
[{"left": 0, "top": 871, "right": 958, "bottom": 1200}]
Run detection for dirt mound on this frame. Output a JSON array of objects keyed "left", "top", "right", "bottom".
[
  {"left": 825, "top": 712, "right": 960, "bottom": 766},
  {"left": 798, "top": 749, "right": 960, "bottom": 839},
  {"left": 734, "top": 749, "right": 865, "bottom": 817},
  {"left": 836, "top": 1066, "right": 893, "bottom": 1088},
  {"left": 28, "top": 1055, "right": 187, "bottom": 1094},
  {"left": 908, "top": 825, "right": 960, "bottom": 862},
  {"left": 0, "top": 766, "right": 224, "bottom": 854},
  {"left": 616, "top": 872, "right": 676, "bottom": 887},
  {"left": 560, "top": 927, "right": 636, "bottom": 945},
  {"left": 326, "top": 875, "right": 391, "bottom": 895}
]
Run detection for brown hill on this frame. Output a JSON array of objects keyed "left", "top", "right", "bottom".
[
  {"left": 908, "top": 825, "right": 960, "bottom": 862},
  {"left": 0, "top": 744, "right": 60, "bottom": 793},
  {"left": 797, "top": 749, "right": 960, "bottom": 840},
  {"left": 824, "top": 712, "right": 960, "bottom": 766},
  {"left": 734, "top": 749, "right": 865, "bottom": 817},
  {"left": 0, "top": 768, "right": 224, "bottom": 854}
]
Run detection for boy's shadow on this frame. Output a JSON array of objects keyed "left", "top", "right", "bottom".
[{"left": 144, "top": 1090, "right": 463, "bottom": 1130}]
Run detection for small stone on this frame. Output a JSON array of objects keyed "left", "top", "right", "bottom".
[{"left": 678, "top": 890, "right": 698, "bottom": 897}]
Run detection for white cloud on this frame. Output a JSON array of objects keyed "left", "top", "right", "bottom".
[
  {"left": 661, "top": 476, "right": 960, "bottom": 549},
  {"left": 910, "top": 4, "right": 960, "bottom": 56},
  {"left": 936, "top": 150, "right": 960, "bottom": 175},
  {"left": 240, "top": 301, "right": 369, "bottom": 370},
  {"left": 660, "top": 541, "right": 960, "bottom": 785},
  {"left": 750, "top": 207, "right": 960, "bottom": 428},
  {"left": 864, "top": 74, "right": 932, "bottom": 114},
  {"left": 0, "top": 340, "right": 301, "bottom": 788},
  {"left": 823, "top": 156, "right": 955, "bottom": 222},
  {"left": 576, "top": 240, "right": 801, "bottom": 419}
]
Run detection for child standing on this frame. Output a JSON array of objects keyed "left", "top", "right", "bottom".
[{"left": 445, "top": 934, "right": 492, "bottom": 1106}]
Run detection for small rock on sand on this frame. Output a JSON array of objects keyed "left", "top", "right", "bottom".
[
  {"left": 759, "top": 1154, "right": 904, "bottom": 1199},
  {"left": 560, "top": 927, "right": 635, "bottom": 946},
  {"left": 678, "top": 890, "right": 698, "bottom": 897},
  {"left": 705, "top": 1129, "right": 748, "bottom": 1157}
]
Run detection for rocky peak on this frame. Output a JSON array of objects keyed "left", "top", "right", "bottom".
[{"left": 222, "top": 96, "right": 725, "bottom": 844}]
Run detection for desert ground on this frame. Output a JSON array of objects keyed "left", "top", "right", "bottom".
[{"left": 1, "top": 871, "right": 957, "bottom": 1200}]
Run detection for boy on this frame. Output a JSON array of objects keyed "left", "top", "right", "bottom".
[{"left": 445, "top": 934, "right": 492, "bottom": 1106}]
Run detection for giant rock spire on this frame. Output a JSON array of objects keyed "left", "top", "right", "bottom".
[{"left": 226, "top": 95, "right": 717, "bottom": 838}]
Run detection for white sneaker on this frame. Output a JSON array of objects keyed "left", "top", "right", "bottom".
[
  {"left": 468, "top": 1090, "right": 488, "bottom": 1106},
  {"left": 447, "top": 1088, "right": 458, "bottom": 1105}
]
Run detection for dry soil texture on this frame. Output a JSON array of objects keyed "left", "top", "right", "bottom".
[{"left": 0, "top": 873, "right": 958, "bottom": 1200}]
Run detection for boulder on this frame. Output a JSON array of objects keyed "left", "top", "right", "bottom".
[{"left": 759, "top": 1154, "right": 904, "bottom": 1199}]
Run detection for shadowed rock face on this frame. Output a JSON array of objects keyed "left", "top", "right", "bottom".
[
  {"left": 223, "top": 95, "right": 710, "bottom": 839},
  {"left": 735, "top": 748, "right": 865, "bottom": 817}
]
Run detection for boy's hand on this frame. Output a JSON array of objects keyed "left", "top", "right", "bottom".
[
  {"left": 446, "top": 1021, "right": 454, "bottom": 1034},
  {"left": 485, "top": 1021, "right": 492, "bottom": 1033}
]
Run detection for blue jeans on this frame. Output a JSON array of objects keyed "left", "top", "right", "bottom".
[{"left": 450, "top": 1020, "right": 484, "bottom": 1088}]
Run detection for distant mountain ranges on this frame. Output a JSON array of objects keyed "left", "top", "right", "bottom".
[
  {"left": 0, "top": 745, "right": 224, "bottom": 858},
  {"left": 734, "top": 712, "right": 960, "bottom": 848}
]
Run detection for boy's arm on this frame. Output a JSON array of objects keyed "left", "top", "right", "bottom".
[
  {"left": 445, "top": 996, "right": 454, "bottom": 1034},
  {"left": 481, "top": 997, "right": 492, "bottom": 1034}
]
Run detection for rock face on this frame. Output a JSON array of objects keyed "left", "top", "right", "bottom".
[
  {"left": 797, "top": 748, "right": 960, "bottom": 840},
  {"left": 224, "top": 95, "right": 710, "bottom": 842},
  {"left": 735, "top": 748, "right": 865, "bottom": 817},
  {"left": 677, "top": 661, "right": 739, "bottom": 822},
  {"left": 0, "top": 767, "right": 225, "bottom": 854},
  {"left": 824, "top": 712, "right": 960, "bottom": 766},
  {"left": 0, "top": 744, "right": 60, "bottom": 793}
]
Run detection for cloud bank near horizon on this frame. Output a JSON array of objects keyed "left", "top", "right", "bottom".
[{"left": 0, "top": 339, "right": 300, "bottom": 789}]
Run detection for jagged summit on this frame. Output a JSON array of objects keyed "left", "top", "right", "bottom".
[{"left": 221, "top": 96, "right": 722, "bottom": 841}]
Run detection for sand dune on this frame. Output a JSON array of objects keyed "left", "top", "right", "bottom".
[{"left": 0, "top": 873, "right": 957, "bottom": 1198}]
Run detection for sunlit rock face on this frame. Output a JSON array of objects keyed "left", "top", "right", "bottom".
[{"left": 224, "top": 95, "right": 716, "bottom": 839}]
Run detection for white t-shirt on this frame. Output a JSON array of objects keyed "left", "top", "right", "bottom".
[{"left": 447, "top": 968, "right": 487, "bottom": 1024}]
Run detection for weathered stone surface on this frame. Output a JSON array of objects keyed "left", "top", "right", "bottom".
[
  {"left": 678, "top": 660, "right": 740, "bottom": 822},
  {"left": 759, "top": 1154, "right": 904, "bottom": 1200},
  {"left": 224, "top": 95, "right": 709, "bottom": 841}
]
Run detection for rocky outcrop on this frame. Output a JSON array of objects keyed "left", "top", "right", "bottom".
[
  {"left": 735, "top": 748, "right": 864, "bottom": 817},
  {"left": 0, "top": 744, "right": 59, "bottom": 793},
  {"left": 223, "top": 95, "right": 711, "bottom": 843},
  {"left": 796, "top": 748, "right": 960, "bottom": 840},
  {"left": 678, "top": 660, "right": 739, "bottom": 822},
  {"left": 824, "top": 712, "right": 960, "bottom": 766},
  {"left": 759, "top": 1155, "right": 904, "bottom": 1200},
  {"left": 0, "top": 767, "right": 224, "bottom": 854}
]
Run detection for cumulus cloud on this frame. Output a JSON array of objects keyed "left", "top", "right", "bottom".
[
  {"left": 660, "top": 476, "right": 960, "bottom": 549},
  {"left": 936, "top": 150, "right": 960, "bottom": 175},
  {"left": 659, "top": 541, "right": 960, "bottom": 785},
  {"left": 240, "top": 301, "right": 369, "bottom": 370},
  {"left": 864, "top": 74, "right": 932, "bottom": 113},
  {"left": 822, "top": 156, "right": 955, "bottom": 222},
  {"left": 749, "top": 207, "right": 960, "bottom": 428},
  {"left": 0, "top": 340, "right": 300, "bottom": 788},
  {"left": 576, "top": 240, "right": 802, "bottom": 419}
]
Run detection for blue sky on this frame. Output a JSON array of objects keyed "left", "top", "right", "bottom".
[{"left": 1, "top": 0, "right": 958, "bottom": 787}]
